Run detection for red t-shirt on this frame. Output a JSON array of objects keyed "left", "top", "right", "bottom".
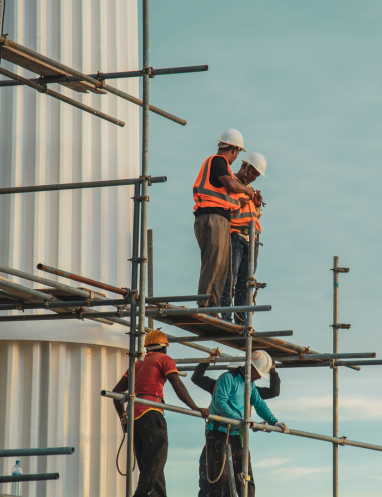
[{"left": 124, "top": 351, "right": 178, "bottom": 420}]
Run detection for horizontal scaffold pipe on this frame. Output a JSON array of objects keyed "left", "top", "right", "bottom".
[
  {"left": 0, "top": 35, "right": 186, "bottom": 126},
  {"left": 0, "top": 65, "right": 209, "bottom": 87},
  {"left": 0, "top": 176, "right": 167, "bottom": 196},
  {"left": 0, "top": 447, "right": 74, "bottom": 457},
  {"left": 0, "top": 473, "right": 60, "bottom": 483},
  {"left": 174, "top": 356, "right": 254, "bottom": 365},
  {"left": 174, "top": 359, "right": 382, "bottom": 371},
  {"left": 150, "top": 305, "right": 271, "bottom": 316},
  {"left": 0, "top": 305, "right": 271, "bottom": 322},
  {"left": 100, "top": 390, "right": 241, "bottom": 427},
  {"left": 275, "top": 352, "right": 376, "bottom": 361},
  {"left": 101, "top": 392, "right": 382, "bottom": 453},
  {"left": 167, "top": 330, "right": 293, "bottom": 343},
  {"left": 0, "top": 67, "right": 125, "bottom": 127}
]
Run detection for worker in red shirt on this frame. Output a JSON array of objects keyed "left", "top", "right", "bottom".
[{"left": 112, "top": 330, "right": 209, "bottom": 497}]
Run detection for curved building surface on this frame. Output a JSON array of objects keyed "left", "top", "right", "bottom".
[{"left": 0, "top": 1, "right": 139, "bottom": 495}]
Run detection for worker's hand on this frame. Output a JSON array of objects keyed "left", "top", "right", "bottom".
[
  {"left": 208, "top": 347, "right": 222, "bottom": 361},
  {"left": 252, "top": 190, "right": 263, "bottom": 207},
  {"left": 275, "top": 422, "right": 289, "bottom": 434},
  {"left": 120, "top": 411, "right": 128, "bottom": 433},
  {"left": 198, "top": 408, "right": 210, "bottom": 419},
  {"left": 246, "top": 187, "right": 254, "bottom": 199},
  {"left": 239, "top": 197, "right": 250, "bottom": 208}
]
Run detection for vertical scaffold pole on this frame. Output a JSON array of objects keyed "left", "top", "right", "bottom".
[
  {"left": 147, "top": 229, "right": 154, "bottom": 329},
  {"left": 137, "top": 0, "right": 150, "bottom": 360},
  {"left": 126, "top": 182, "right": 141, "bottom": 497},
  {"left": 241, "top": 220, "right": 255, "bottom": 497},
  {"left": 333, "top": 256, "right": 339, "bottom": 497}
]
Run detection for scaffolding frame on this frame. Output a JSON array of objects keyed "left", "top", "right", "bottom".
[{"left": 0, "top": 2, "right": 382, "bottom": 497}]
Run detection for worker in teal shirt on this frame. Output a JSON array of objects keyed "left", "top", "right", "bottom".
[{"left": 206, "top": 350, "right": 289, "bottom": 497}]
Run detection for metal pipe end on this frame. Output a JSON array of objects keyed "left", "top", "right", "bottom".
[
  {"left": 100, "top": 390, "right": 107, "bottom": 396},
  {"left": 54, "top": 473, "right": 60, "bottom": 480},
  {"left": 37, "top": 263, "right": 43, "bottom": 270},
  {"left": 70, "top": 447, "right": 75, "bottom": 454},
  {"left": 371, "top": 353, "right": 376, "bottom": 358}
]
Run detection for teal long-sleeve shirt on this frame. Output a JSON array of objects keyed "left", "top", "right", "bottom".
[{"left": 207, "top": 368, "right": 278, "bottom": 436}]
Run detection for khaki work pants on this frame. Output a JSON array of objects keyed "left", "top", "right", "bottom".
[{"left": 194, "top": 213, "right": 230, "bottom": 307}]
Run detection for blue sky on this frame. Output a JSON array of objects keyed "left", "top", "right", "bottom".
[{"left": 137, "top": 1, "right": 382, "bottom": 495}]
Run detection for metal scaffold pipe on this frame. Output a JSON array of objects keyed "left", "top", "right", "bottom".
[
  {"left": 0, "top": 447, "right": 75, "bottom": 457},
  {"left": 333, "top": 256, "right": 339, "bottom": 497},
  {"left": 0, "top": 176, "right": 167, "bottom": 196},
  {"left": 137, "top": 0, "right": 150, "bottom": 366},
  {"left": 100, "top": 392, "right": 382, "bottom": 453},
  {"left": 173, "top": 356, "right": 258, "bottom": 365},
  {"left": 167, "top": 330, "right": 293, "bottom": 343},
  {"left": 0, "top": 65, "right": 209, "bottom": 87},
  {"left": 0, "top": 473, "right": 60, "bottom": 483},
  {"left": 0, "top": 67, "right": 125, "bottom": 127},
  {"left": 275, "top": 352, "right": 376, "bottom": 362}
]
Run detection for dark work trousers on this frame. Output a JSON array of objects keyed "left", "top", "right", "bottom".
[
  {"left": 199, "top": 445, "right": 231, "bottom": 497},
  {"left": 133, "top": 410, "right": 168, "bottom": 497},
  {"left": 220, "top": 233, "right": 258, "bottom": 324},
  {"left": 194, "top": 213, "right": 231, "bottom": 307},
  {"left": 206, "top": 430, "right": 255, "bottom": 497}
]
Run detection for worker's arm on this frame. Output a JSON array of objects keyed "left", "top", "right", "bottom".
[
  {"left": 256, "top": 371, "right": 281, "bottom": 400},
  {"left": 191, "top": 363, "right": 217, "bottom": 395},
  {"left": 112, "top": 375, "right": 129, "bottom": 419},
  {"left": 219, "top": 175, "right": 254, "bottom": 197},
  {"left": 250, "top": 385, "right": 278, "bottom": 425},
  {"left": 167, "top": 372, "right": 209, "bottom": 418}
]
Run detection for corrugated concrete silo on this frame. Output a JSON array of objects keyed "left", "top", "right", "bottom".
[{"left": 0, "top": 1, "right": 139, "bottom": 495}]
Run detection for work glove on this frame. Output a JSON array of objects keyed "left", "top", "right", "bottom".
[{"left": 275, "top": 422, "right": 289, "bottom": 434}]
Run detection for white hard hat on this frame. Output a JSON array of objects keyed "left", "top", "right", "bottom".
[
  {"left": 242, "top": 152, "right": 266, "bottom": 178},
  {"left": 228, "top": 353, "right": 245, "bottom": 369},
  {"left": 218, "top": 129, "right": 246, "bottom": 152},
  {"left": 251, "top": 350, "right": 272, "bottom": 380}
]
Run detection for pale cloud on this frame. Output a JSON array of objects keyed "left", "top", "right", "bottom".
[
  {"left": 253, "top": 458, "right": 290, "bottom": 468},
  {"left": 266, "top": 395, "right": 382, "bottom": 422},
  {"left": 271, "top": 467, "right": 331, "bottom": 480}
]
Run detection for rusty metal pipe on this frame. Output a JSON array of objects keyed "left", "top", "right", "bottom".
[
  {"left": 167, "top": 331, "right": 293, "bottom": 342},
  {"left": 0, "top": 67, "right": 124, "bottom": 127}
]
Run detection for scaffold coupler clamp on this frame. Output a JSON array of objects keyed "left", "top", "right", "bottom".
[
  {"left": 16, "top": 301, "right": 24, "bottom": 312},
  {"left": 139, "top": 174, "right": 153, "bottom": 186},
  {"left": 96, "top": 71, "right": 107, "bottom": 90},
  {"left": 85, "top": 291, "right": 95, "bottom": 306},
  {"left": 339, "top": 436, "right": 347, "bottom": 446},
  {"left": 329, "top": 359, "right": 335, "bottom": 369},
  {"left": 246, "top": 276, "right": 257, "bottom": 288},
  {"left": 127, "top": 350, "right": 144, "bottom": 359},
  {"left": 330, "top": 267, "right": 350, "bottom": 273},
  {"left": 239, "top": 324, "right": 253, "bottom": 336},
  {"left": 121, "top": 392, "right": 136, "bottom": 403},
  {"left": 76, "top": 307, "right": 85, "bottom": 321},
  {"left": 330, "top": 323, "right": 351, "bottom": 329}
]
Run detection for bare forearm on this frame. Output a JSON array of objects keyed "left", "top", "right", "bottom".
[
  {"left": 113, "top": 398, "right": 125, "bottom": 418},
  {"left": 173, "top": 381, "right": 199, "bottom": 410}
]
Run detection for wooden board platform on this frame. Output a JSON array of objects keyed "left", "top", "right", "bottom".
[
  {"left": 0, "top": 43, "right": 106, "bottom": 95},
  {"left": 153, "top": 304, "right": 315, "bottom": 361}
]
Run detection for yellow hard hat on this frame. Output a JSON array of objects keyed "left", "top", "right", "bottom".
[{"left": 144, "top": 330, "right": 169, "bottom": 349}]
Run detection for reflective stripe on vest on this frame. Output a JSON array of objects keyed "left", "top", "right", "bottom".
[
  {"left": 193, "top": 155, "right": 240, "bottom": 210},
  {"left": 230, "top": 192, "right": 262, "bottom": 233}
]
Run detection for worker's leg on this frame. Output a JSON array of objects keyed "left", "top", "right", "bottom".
[
  {"left": 133, "top": 411, "right": 168, "bottom": 497},
  {"left": 206, "top": 430, "right": 229, "bottom": 497},
  {"left": 220, "top": 233, "right": 242, "bottom": 322},
  {"left": 198, "top": 445, "right": 210, "bottom": 497},
  {"left": 194, "top": 213, "right": 230, "bottom": 307},
  {"left": 233, "top": 238, "right": 249, "bottom": 324},
  {"left": 231, "top": 435, "right": 255, "bottom": 497}
]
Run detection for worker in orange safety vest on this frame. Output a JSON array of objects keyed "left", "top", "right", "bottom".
[
  {"left": 193, "top": 129, "right": 254, "bottom": 317},
  {"left": 220, "top": 152, "right": 266, "bottom": 324}
]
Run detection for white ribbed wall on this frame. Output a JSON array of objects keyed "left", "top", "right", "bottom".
[{"left": 0, "top": 1, "right": 139, "bottom": 495}]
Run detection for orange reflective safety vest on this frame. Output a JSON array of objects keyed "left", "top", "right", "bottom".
[
  {"left": 193, "top": 155, "right": 240, "bottom": 212},
  {"left": 230, "top": 191, "right": 262, "bottom": 235}
]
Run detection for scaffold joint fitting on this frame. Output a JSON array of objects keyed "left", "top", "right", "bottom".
[
  {"left": 330, "top": 267, "right": 350, "bottom": 273},
  {"left": 330, "top": 323, "right": 351, "bottom": 329}
]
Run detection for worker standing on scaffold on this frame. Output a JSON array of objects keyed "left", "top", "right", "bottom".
[
  {"left": 193, "top": 129, "right": 254, "bottom": 317},
  {"left": 220, "top": 152, "right": 266, "bottom": 323},
  {"left": 112, "top": 330, "right": 209, "bottom": 497},
  {"left": 191, "top": 349, "right": 281, "bottom": 497},
  {"left": 206, "top": 350, "right": 289, "bottom": 497}
]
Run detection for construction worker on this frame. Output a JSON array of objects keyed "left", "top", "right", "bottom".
[
  {"left": 112, "top": 330, "right": 209, "bottom": 497},
  {"left": 192, "top": 349, "right": 281, "bottom": 497},
  {"left": 193, "top": 129, "right": 254, "bottom": 316},
  {"left": 206, "top": 350, "right": 288, "bottom": 497},
  {"left": 220, "top": 153, "right": 266, "bottom": 323}
]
